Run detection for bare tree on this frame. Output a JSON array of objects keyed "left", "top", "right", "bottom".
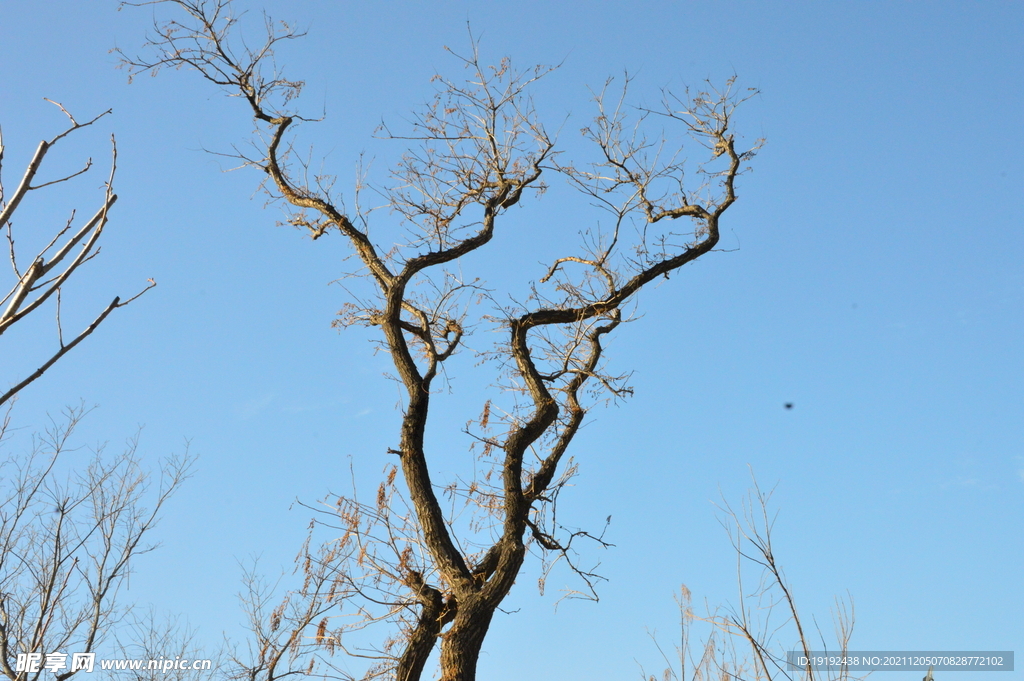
[
  {"left": 640, "top": 481, "right": 855, "bottom": 681},
  {"left": 0, "top": 102, "right": 155, "bottom": 406},
  {"left": 0, "top": 405, "right": 191, "bottom": 681},
  {"left": 120, "top": 2, "right": 762, "bottom": 680},
  {"left": 109, "top": 609, "right": 220, "bottom": 681}
]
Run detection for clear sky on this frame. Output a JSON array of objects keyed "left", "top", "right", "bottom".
[{"left": 1, "top": 1, "right": 1021, "bottom": 679}]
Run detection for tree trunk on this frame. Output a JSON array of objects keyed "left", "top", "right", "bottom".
[{"left": 438, "top": 597, "right": 496, "bottom": 681}]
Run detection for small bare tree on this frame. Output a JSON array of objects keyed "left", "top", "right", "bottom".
[
  {"left": 109, "top": 609, "right": 220, "bottom": 681},
  {"left": 121, "top": 2, "right": 762, "bottom": 680},
  {"left": 1, "top": 98, "right": 189, "bottom": 680},
  {"left": 640, "top": 481, "right": 855, "bottom": 681},
  {"left": 0, "top": 102, "right": 154, "bottom": 406},
  {"left": 0, "top": 405, "right": 191, "bottom": 681}
]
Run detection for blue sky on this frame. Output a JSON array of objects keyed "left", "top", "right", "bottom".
[{"left": 1, "top": 1, "right": 1021, "bottom": 679}]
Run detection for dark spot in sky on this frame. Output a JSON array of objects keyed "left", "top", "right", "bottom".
[{"left": 784, "top": 403, "right": 793, "bottom": 409}]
